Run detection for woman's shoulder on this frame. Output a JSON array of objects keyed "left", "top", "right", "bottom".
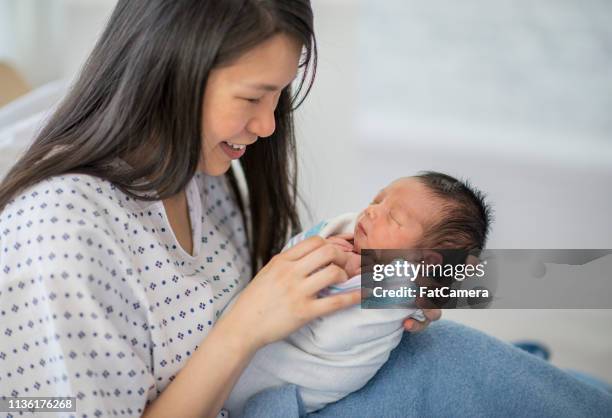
[
  {"left": 1, "top": 173, "right": 151, "bottom": 222},
  {"left": 0, "top": 174, "right": 150, "bottom": 249},
  {"left": 0, "top": 173, "right": 150, "bottom": 299}
]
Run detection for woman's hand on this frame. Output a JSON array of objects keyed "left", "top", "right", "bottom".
[
  {"left": 219, "top": 236, "right": 361, "bottom": 351},
  {"left": 402, "top": 308, "right": 442, "bottom": 332},
  {"left": 402, "top": 256, "right": 481, "bottom": 332},
  {"left": 326, "top": 234, "right": 355, "bottom": 252}
]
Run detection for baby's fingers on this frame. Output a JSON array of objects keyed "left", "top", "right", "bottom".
[{"left": 309, "top": 289, "right": 361, "bottom": 318}]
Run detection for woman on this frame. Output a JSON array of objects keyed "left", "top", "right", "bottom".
[{"left": 0, "top": 1, "right": 609, "bottom": 418}]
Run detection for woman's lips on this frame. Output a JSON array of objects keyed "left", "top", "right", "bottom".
[{"left": 220, "top": 141, "right": 247, "bottom": 159}]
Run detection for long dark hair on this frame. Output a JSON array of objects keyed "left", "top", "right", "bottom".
[{"left": 0, "top": 0, "right": 317, "bottom": 273}]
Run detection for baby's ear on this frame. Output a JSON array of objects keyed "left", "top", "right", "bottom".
[
  {"left": 422, "top": 250, "right": 443, "bottom": 265},
  {"left": 465, "top": 254, "right": 481, "bottom": 266}
]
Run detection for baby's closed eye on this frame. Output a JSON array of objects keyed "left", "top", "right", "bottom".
[{"left": 389, "top": 211, "right": 403, "bottom": 226}]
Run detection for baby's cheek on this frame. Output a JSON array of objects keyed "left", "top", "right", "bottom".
[
  {"left": 371, "top": 230, "right": 397, "bottom": 249},
  {"left": 398, "top": 230, "right": 422, "bottom": 249},
  {"left": 383, "top": 232, "right": 411, "bottom": 250},
  {"left": 368, "top": 230, "right": 393, "bottom": 249},
  {"left": 357, "top": 228, "right": 396, "bottom": 250}
]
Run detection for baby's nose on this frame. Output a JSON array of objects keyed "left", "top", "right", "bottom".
[{"left": 366, "top": 205, "right": 376, "bottom": 219}]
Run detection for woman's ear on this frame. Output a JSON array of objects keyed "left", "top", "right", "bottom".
[{"left": 422, "top": 250, "right": 443, "bottom": 265}]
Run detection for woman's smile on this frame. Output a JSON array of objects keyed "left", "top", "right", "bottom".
[{"left": 220, "top": 140, "right": 250, "bottom": 159}]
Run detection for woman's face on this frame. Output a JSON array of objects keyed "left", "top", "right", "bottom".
[{"left": 199, "top": 33, "right": 302, "bottom": 175}]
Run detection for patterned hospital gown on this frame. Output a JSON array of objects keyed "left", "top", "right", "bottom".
[{"left": 0, "top": 172, "right": 251, "bottom": 417}]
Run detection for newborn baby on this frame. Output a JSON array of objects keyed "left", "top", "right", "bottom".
[{"left": 222, "top": 171, "right": 491, "bottom": 416}]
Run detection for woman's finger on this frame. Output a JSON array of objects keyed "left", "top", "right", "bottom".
[
  {"left": 422, "top": 308, "right": 442, "bottom": 322},
  {"left": 280, "top": 236, "right": 326, "bottom": 261},
  {"left": 403, "top": 308, "right": 442, "bottom": 332},
  {"left": 403, "top": 318, "right": 429, "bottom": 332},
  {"left": 332, "top": 233, "right": 354, "bottom": 241},
  {"left": 300, "top": 263, "right": 348, "bottom": 296},
  {"left": 326, "top": 237, "right": 353, "bottom": 251},
  {"left": 309, "top": 289, "right": 361, "bottom": 318},
  {"left": 296, "top": 243, "right": 348, "bottom": 277}
]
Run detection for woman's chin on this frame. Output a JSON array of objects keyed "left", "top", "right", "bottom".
[{"left": 198, "top": 160, "right": 231, "bottom": 176}]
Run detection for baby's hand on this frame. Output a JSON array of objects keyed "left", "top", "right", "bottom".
[
  {"left": 343, "top": 253, "right": 361, "bottom": 278},
  {"left": 327, "top": 234, "right": 361, "bottom": 277}
]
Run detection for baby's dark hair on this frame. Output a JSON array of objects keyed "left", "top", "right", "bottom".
[{"left": 414, "top": 171, "right": 492, "bottom": 254}]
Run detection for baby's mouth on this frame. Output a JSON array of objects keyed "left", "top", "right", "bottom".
[{"left": 357, "top": 221, "right": 367, "bottom": 237}]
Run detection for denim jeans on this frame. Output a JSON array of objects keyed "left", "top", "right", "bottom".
[{"left": 242, "top": 320, "right": 612, "bottom": 418}]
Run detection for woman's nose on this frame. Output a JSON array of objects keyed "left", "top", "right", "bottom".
[{"left": 247, "top": 106, "right": 276, "bottom": 138}]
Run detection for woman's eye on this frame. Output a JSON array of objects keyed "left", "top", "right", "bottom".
[{"left": 243, "top": 97, "right": 261, "bottom": 104}]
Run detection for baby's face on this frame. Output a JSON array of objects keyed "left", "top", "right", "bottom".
[{"left": 353, "top": 178, "right": 440, "bottom": 253}]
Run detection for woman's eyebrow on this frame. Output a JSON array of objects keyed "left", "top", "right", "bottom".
[{"left": 243, "top": 82, "right": 281, "bottom": 92}]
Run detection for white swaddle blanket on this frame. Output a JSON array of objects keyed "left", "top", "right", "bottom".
[{"left": 222, "top": 213, "right": 424, "bottom": 417}]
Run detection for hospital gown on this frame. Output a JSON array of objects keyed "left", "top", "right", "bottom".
[{"left": 0, "top": 172, "right": 251, "bottom": 417}]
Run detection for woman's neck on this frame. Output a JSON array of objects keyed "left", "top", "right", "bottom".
[{"left": 162, "top": 190, "right": 194, "bottom": 256}]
